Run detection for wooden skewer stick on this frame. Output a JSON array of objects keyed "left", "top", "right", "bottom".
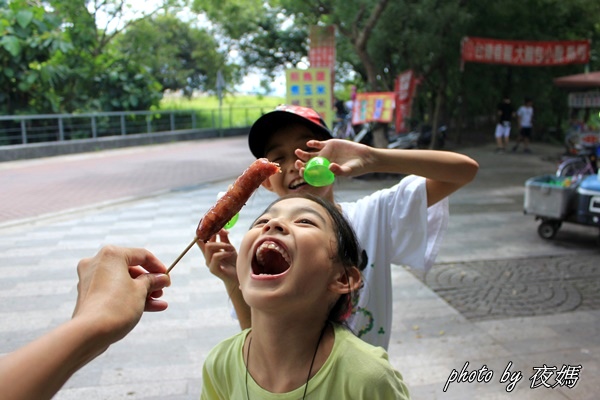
[{"left": 167, "top": 236, "right": 198, "bottom": 274}]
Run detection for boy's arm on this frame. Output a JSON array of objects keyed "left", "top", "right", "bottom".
[
  {"left": 296, "top": 139, "right": 479, "bottom": 206},
  {"left": 197, "top": 232, "right": 251, "bottom": 329},
  {"left": 367, "top": 147, "right": 479, "bottom": 206}
]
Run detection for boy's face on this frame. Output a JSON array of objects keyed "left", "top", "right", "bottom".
[{"left": 261, "top": 123, "right": 334, "bottom": 201}]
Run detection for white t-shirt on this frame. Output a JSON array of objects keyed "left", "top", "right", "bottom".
[
  {"left": 340, "top": 175, "right": 449, "bottom": 349},
  {"left": 517, "top": 106, "right": 533, "bottom": 128}
]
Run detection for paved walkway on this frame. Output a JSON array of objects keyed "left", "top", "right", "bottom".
[
  {"left": 0, "top": 137, "right": 254, "bottom": 226},
  {"left": 0, "top": 138, "right": 598, "bottom": 399}
]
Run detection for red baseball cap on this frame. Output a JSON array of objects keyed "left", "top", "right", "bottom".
[{"left": 248, "top": 105, "right": 332, "bottom": 158}]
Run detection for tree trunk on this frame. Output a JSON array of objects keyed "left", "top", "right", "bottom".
[
  {"left": 372, "top": 123, "right": 389, "bottom": 148},
  {"left": 336, "top": 0, "right": 391, "bottom": 147},
  {"left": 430, "top": 85, "right": 444, "bottom": 149}
]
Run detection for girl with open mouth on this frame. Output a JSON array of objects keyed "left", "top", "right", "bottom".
[{"left": 201, "top": 194, "right": 410, "bottom": 399}]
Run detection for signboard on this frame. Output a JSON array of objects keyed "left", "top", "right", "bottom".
[
  {"left": 461, "top": 37, "right": 590, "bottom": 67},
  {"left": 286, "top": 68, "right": 333, "bottom": 128},
  {"left": 394, "top": 70, "right": 417, "bottom": 133},
  {"left": 309, "top": 26, "right": 336, "bottom": 68},
  {"left": 351, "top": 92, "right": 396, "bottom": 125},
  {"left": 568, "top": 91, "right": 600, "bottom": 108}
]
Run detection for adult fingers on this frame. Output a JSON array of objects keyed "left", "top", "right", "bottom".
[
  {"left": 137, "top": 272, "right": 171, "bottom": 300},
  {"left": 123, "top": 247, "right": 167, "bottom": 275},
  {"left": 145, "top": 297, "right": 169, "bottom": 312}
]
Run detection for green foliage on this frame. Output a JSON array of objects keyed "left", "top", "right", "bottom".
[
  {"left": 160, "top": 94, "right": 285, "bottom": 127},
  {"left": 115, "top": 13, "right": 236, "bottom": 97},
  {"left": 0, "top": 0, "right": 72, "bottom": 114},
  {"left": 83, "top": 60, "right": 163, "bottom": 112},
  {"left": 193, "top": 0, "right": 265, "bottom": 39},
  {"left": 4, "top": 0, "right": 600, "bottom": 142},
  {"left": 220, "top": 0, "right": 600, "bottom": 140},
  {"left": 160, "top": 93, "right": 284, "bottom": 109},
  {"left": 192, "top": 0, "right": 308, "bottom": 88}
]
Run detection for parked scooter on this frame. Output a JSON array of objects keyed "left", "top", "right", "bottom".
[
  {"left": 353, "top": 123, "right": 421, "bottom": 150},
  {"left": 416, "top": 124, "right": 447, "bottom": 148},
  {"left": 387, "top": 130, "right": 420, "bottom": 149},
  {"left": 352, "top": 122, "right": 373, "bottom": 146}
]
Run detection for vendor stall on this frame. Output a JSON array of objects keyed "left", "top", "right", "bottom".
[
  {"left": 522, "top": 72, "right": 600, "bottom": 241},
  {"left": 554, "top": 71, "right": 600, "bottom": 147}
]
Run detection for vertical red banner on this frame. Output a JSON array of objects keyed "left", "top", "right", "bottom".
[
  {"left": 395, "top": 70, "right": 416, "bottom": 133},
  {"left": 309, "top": 26, "right": 336, "bottom": 105},
  {"left": 309, "top": 26, "right": 336, "bottom": 67}
]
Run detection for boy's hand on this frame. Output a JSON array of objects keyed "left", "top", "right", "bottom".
[
  {"left": 197, "top": 230, "right": 239, "bottom": 286},
  {"left": 294, "top": 138, "right": 373, "bottom": 177}
]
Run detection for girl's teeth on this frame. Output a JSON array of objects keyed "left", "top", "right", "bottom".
[{"left": 256, "top": 242, "right": 291, "bottom": 265}]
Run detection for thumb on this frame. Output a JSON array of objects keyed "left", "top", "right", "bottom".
[{"left": 138, "top": 273, "right": 171, "bottom": 295}]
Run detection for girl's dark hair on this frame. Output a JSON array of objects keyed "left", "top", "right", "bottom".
[{"left": 261, "top": 193, "right": 364, "bottom": 323}]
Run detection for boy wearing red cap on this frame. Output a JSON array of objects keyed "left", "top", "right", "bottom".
[{"left": 200, "top": 105, "right": 479, "bottom": 350}]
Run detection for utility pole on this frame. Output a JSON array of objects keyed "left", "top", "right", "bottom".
[{"left": 216, "top": 69, "right": 225, "bottom": 136}]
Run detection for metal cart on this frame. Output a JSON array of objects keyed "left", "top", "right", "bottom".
[{"left": 524, "top": 174, "right": 600, "bottom": 240}]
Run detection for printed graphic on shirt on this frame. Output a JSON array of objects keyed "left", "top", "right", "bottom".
[{"left": 349, "top": 249, "right": 384, "bottom": 338}]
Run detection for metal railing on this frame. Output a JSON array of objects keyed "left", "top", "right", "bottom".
[{"left": 0, "top": 107, "right": 271, "bottom": 146}]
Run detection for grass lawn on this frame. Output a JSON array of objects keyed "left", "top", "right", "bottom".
[{"left": 160, "top": 94, "right": 285, "bottom": 128}]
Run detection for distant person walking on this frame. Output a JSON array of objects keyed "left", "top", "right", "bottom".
[
  {"left": 494, "top": 95, "right": 515, "bottom": 153},
  {"left": 513, "top": 97, "right": 534, "bottom": 153}
]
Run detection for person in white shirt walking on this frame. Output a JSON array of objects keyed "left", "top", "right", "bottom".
[{"left": 513, "top": 98, "right": 534, "bottom": 153}]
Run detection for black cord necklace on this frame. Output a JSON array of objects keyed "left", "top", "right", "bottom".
[{"left": 245, "top": 324, "right": 327, "bottom": 400}]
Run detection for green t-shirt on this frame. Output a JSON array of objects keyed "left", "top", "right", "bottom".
[{"left": 201, "top": 324, "right": 410, "bottom": 399}]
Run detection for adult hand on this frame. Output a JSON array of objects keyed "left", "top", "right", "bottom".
[
  {"left": 0, "top": 246, "right": 171, "bottom": 400},
  {"left": 73, "top": 245, "right": 171, "bottom": 348}
]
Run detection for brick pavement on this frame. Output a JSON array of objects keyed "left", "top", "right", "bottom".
[
  {"left": 0, "top": 139, "right": 598, "bottom": 399},
  {"left": 0, "top": 137, "right": 254, "bottom": 226},
  {"left": 426, "top": 254, "right": 600, "bottom": 320}
]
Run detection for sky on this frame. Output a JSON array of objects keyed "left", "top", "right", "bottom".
[{"left": 236, "top": 72, "right": 287, "bottom": 96}]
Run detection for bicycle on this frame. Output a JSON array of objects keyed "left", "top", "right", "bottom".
[
  {"left": 555, "top": 142, "right": 599, "bottom": 179},
  {"left": 332, "top": 115, "right": 355, "bottom": 140}
]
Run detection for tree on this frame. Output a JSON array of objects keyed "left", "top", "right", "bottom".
[
  {"left": 192, "top": 0, "right": 308, "bottom": 91},
  {"left": 115, "top": 14, "right": 236, "bottom": 97},
  {"left": 194, "top": 0, "right": 398, "bottom": 146},
  {"left": 45, "top": 0, "right": 174, "bottom": 112},
  {"left": 0, "top": 0, "right": 72, "bottom": 114},
  {"left": 459, "top": 0, "right": 600, "bottom": 141}
]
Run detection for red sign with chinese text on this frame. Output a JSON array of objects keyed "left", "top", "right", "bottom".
[
  {"left": 309, "top": 26, "right": 336, "bottom": 68},
  {"left": 461, "top": 37, "right": 590, "bottom": 67},
  {"left": 394, "top": 70, "right": 417, "bottom": 133}
]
